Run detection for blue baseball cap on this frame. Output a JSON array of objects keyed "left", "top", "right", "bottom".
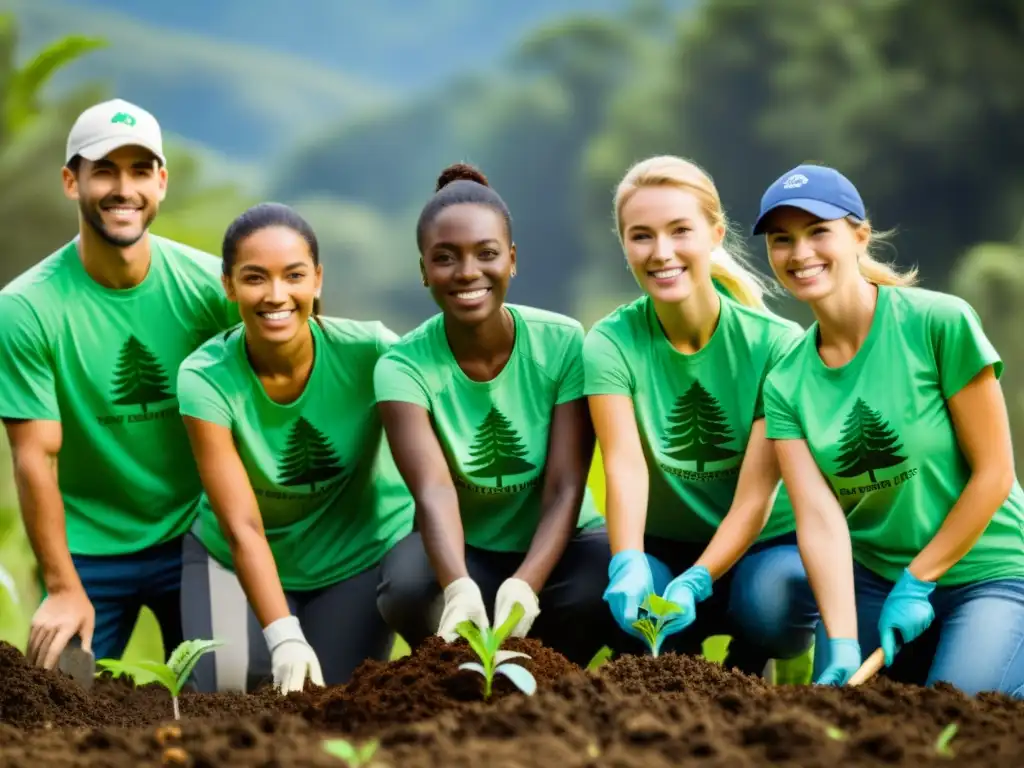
[{"left": 751, "top": 164, "right": 866, "bottom": 235}]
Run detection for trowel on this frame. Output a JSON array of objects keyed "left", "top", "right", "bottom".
[{"left": 57, "top": 636, "right": 95, "bottom": 689}]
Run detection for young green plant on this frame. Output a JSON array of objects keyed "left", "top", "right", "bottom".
[
  {"left": 96, "top": 638, "right": 223, "bottom": 720},
  {"left": 632, "top": 594, "right": 683, "bottom": 657},
  {"left": 455, "top": 601, "right": 537, "bottom": 699},
  {"left": 586, "top": 645, "right": 614, "bottom": 672},
  {"left": 322, "top": 737, "right": 379, "bottom": 766}
]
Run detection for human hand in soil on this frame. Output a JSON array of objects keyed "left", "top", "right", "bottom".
[
  {"left": 493, "top": 578, "right": 540, "bottom": 637},
  {"left": 263, "top": 616, "right": 325, "bottom": 693},
  {"left": 878, "top": 568, "right": 936, "bottom": 666},
  {"left": 659, "top": 566, "right": 712, "bottom": 638},
  {"left": 27, "top": 587, "right": 94, "bottom": 670},
  {"left": 437, "top": 577, "right": 490, "bottom": 641},
  {"left": 603, "top": 550, "right": 673, "bottom": 640},
  {"left": 815, "top": 638, "right": 862, "bottom": 685}
]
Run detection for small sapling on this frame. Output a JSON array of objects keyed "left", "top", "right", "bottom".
[
  {"left": 96, "top": 638, "right": 223, "bottom": 720},
  {"left": 586, "top": 645, "right": 614, "bottom": 672},
  {"left": 632, "top": 594, "right": 683, "bottom": 657},
  {"left": 455, "top": 601, "right": 537, "bottom": 699},
  {"left": 935, "top": 723, "right": 958, "bottom": 758},
  {"left": 323, "top": 737, "right": 379, "bottom": 766}
]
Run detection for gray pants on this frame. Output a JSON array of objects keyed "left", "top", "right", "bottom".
[
  {"left": 180, "top": 532, "right": 393, "bottom": 692},
  {"left": 376, "top": 526, "right": 617, "bottom": 666}
]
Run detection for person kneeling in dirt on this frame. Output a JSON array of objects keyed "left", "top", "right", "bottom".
[
  {"left": 755, "top": 164, "right": 1024, "bottom": 697},
  {"left": 176, "top": 203, "right": 414, "bottom": 693},
  {"left": 373, "top": 163, "right": 615, "bottom": 667},
  {"left": 585, "top": 155, "right": 820, "bottom": 674},
  {"left": 0, "top": 99, "right": 239, "bottom": 672}
]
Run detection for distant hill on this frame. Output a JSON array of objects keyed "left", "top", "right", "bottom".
[{"left": 54, "top": 0, "right": 631, "bottom": 88}]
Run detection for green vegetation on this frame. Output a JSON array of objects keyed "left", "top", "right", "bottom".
[
  {"left": 585, "top": 645, "right": 614, "bottom": 672},
  {"left": 935, "top": 723, "right": 958, "bottom": 758},
  {"left": 322, "top": 738, "right": 379, "bottom": 766},
  {"left": 96, "top": 638, "right": 223, "bottom": 719},
  {"left": 455, "top": 602, "right": 537, "bottom": 699},
  {"left": 632, "top": 594, "right": 683, "bottom": 658}
]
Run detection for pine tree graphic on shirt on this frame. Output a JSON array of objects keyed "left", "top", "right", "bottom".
[
  {"left": 278, "top": 417, "right": 345, "bottom": 491},
  {"left": 465, "top": 407, "right": 536, "bottom": 489},
  {"left": 834, "top": 398, "right": 907, "bottom": 484},
  {"left": 110, "top": 336, "right": 175, "bottom": 413},
  {"left": 662, "top": 380, "right": 740, "bottom": 472}
]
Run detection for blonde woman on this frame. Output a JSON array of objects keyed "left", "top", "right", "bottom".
[
  {"left": 758, "top": 164, "right": 1024, "bottom": 695},
  {"left": 584, "top": 156, "right": 818, "bottom": 671}
]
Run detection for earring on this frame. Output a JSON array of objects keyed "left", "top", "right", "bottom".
[{"left": 511, "top": 267, "right": 517, "bottom": 278}]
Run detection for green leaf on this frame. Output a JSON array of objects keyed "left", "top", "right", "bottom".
[
  {"left": 495, "top": 663, "right": 537, "bottom": 696},
  {"left": 323, "top": 738, "right": 358, "bottom": 761},
  {"left": 357, "top": 739, "right": 379, "bottom": 762},
  {"left": 167, "top": 638, "right": 224, "bottom": 695},
  {"left": 489, "top": 601, "right": 525, "bottom": 655},
  {"left": 97, "top": 658, "right": 176, "bottom": 691},
  {"left": 454, "top": 619, "right": 490, "bottom": 664},
  {"left": 586, "top": 645, "right": 614, "bottom": 671},
  {"left": 935, "top": 723, "right": 958, "bottom": 757},
  {"left": 645, "top": 593, "right": 682, "bottom": 618},
  {"left": 632, "top": 618, "right": 659, "bottom": 655},
  {"left": 4, "top": 35, "right": 107, "bottom": 134},
  {"left": 826, "top": 726, "right": 847, "bottom": 741}
]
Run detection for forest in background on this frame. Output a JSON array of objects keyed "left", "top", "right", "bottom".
[{"left": 1, "top": 0, "right": 1023, "bottom": 653}]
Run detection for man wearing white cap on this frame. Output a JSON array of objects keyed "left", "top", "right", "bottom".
[{"left": 0, "top": 98, "right": 239, "bottom": 669}]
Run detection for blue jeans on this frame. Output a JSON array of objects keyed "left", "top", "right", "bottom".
[
  {"left": 813, "top": 562, "right": 1024, "bottom": 697},
  {"left": 624, "top": 533, "right": 819, "bottom": 674},
  {"left": 68, "top": 536, "right": 185, "bottom": 661}
]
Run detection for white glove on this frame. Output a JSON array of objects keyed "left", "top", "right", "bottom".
[
  {"left": 436, "top": 577, "right": 490, "bottom": 641},
  {"left": 263, "top": 615, "right": 324, "bottom": 693},
  {"left": 493, "top": 577, "right": 540, "bottom": 637}
]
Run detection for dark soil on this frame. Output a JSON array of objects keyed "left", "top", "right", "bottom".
[{"left": 2, "top": 639, "right": 1023, "bottom": 767}]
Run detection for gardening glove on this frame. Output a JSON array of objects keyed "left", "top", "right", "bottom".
[
  {"left": 263, "top": 615, "right": 324, "bottom": 693},
  {"left": 436, "top": 577, "right": 490, "bottom": 642},
  {"left": 493, "top": 577, "right": 540, "bottom": 637},
  {"left": 660, "top": 565, "right": 713, "bottom": 638},
  {"left": 878, "top": 568, "right": 936, "bottom": 666},
  {"left": 815, "top": 638, "right": 862, "bottom": 686},
  {"left": 603, "top": 550, "right": 674, "bottom": 640}
]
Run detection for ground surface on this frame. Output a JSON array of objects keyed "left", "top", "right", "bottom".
[{"left": 1, "top": 638, "right": 1022, "bottom": 767}]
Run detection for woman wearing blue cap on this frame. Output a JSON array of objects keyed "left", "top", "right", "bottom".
[{"left": 754, "top": 163, "right": 1024, "bottom": 696}]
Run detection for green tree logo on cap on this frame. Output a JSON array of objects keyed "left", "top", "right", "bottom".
[{"left": 111, "top": 112, "right": 137, "bottom": 127}]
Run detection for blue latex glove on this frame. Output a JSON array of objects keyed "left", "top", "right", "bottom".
[
  {"left": 815, "top": 638, "right": 862, "bottom": 686},
  {"left": 878, "top": 568, "right": 936, "bottom": 666},
  {"left": 660, "top": 565, "right": 713, "bottom": 638},
  {"left": 603, "top": 550, "right": 673, "bottom": 640}
]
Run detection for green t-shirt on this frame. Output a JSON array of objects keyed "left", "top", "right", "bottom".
[
  {"left": 0, "top": 236, "right": 238, "bottom": 556},
  {"left": 583, "top": 294, "right": 802, "bottom": 543},
  {"left": 373, "top": 304, "right": 603, "bottom": 553},
  {"left": 764, "top": 285, "right": 1024, "bottom": 585},
  {"left": 177, "top": 318, "right": 414, "bottom": 591}
]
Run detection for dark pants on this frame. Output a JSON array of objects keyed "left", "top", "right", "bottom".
[
  {"left": 376, "top": 526, "right": 617, "bottom": 666},
  {"left": 180, "top": 532, "right": 393, "bottom": 692},
  {"left": 625, "top": 533, "right": 819, "bottom": 675},
  {"left": 70, "top": 536, "right": 185, "bottom": 662}
]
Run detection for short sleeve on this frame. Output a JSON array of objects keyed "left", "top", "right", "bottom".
[
  {"left": 554, "top": 325, "right": 585, "bottom": 405},
  {"left": 928, "top": 295, "right": 1002, "bottom": 399},
  {"left": 755, "top": 324, "right": 804, "bottom": 420},
  {"left": 373, "top": 352, "right": 431, "bottom": 409},
  {"left": 374, "top": 323, "right": 401, "bottom": 358},
  {"left": 177, "top": 364, "right": 233, "bottom": 427},
  {"left": 583, "top": 328, "right": 634, "bottom": 397},
  {"left": 0, "top": 295, "right": 60, "bottom": 421},
  {"left": 763, "top": 376, "right": 805, "bottom": 440}
]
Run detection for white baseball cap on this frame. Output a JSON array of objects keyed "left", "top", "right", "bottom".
[{"left": 65, "top": 98, "right": 166, "bottom": 166}]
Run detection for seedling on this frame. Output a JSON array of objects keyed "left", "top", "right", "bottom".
[
  {"left": 96, "top": 638, "right": 223, "bottom": 720},
  {"left": 934, "top": 723, "right": 958, "bottom": 758},
  {"left": 632, "top": 594, "right": 683, "bottom": 657},
  {"left": 586, "top": 645, "right": 614, "bottom": 672},
  {"left": 825, "top": 726, "right": 847, "bottom": 741},
  {"left": 455, "top": 601, "right": 537, "bottom": 699},
  {"left": 323, "top": 738, "right": 379, "bottom": 766}
]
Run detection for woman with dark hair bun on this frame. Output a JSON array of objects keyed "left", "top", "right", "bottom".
[
  {"left": 176, "top": 202, "right": 414, "bottom": 694},
  {"left": 373, "top": 163, "right": 614, "bottom": 666}
]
